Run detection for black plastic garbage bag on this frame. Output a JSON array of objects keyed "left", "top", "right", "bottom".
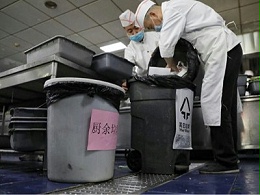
[
  {"left": 148, "top": 38, "right": 200, "bottom": 82},
  {"left": 44, "top": 81, "right": 125, "bottom": 110},
  {"left": 131, "top": 74, "right": 196, "bottom": 93}
]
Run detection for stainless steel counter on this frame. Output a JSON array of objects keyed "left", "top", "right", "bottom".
[{"left": 0, "top": 55, "right": 100, "bottom": 106}]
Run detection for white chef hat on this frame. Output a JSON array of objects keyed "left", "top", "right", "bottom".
[
  {"left": 135, "top": 0, "right": 155, "bottom": 27},
  {"left": 119, "top": 9, "right": 135, "bottom": 27}
]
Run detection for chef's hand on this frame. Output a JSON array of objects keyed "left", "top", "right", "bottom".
[
  {"left": 122, "top": 80, "right": 128, "bottom": 91},
  {"left": 166, "top": 64, "right": 179, "bottom": 72},
  {"left": 165, "top": 57, "right": 179, "bottom": 72}
]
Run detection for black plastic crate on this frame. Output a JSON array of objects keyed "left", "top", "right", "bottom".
[
  {"left": 91, "top": 53, "right": 134, "bottom": 81},
  {"left": 248, "top": 80, "right": 260, "bottom": 95}
]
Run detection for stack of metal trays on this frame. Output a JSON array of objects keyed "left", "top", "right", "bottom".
[{"left": 9, "top": 107, "right": 47, "bottom": 152}]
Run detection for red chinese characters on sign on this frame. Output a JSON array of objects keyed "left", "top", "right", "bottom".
[{"left": 87, "top": 109, "right": 119, "bottom": 150}]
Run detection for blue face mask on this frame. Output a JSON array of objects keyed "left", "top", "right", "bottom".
[
  {"left": 151, "top": 17, "right": 162, "bottom": 32},
  {"left": 128, "top": 31, "right": 144, "bottom": 42},
  {"left": 154, "top": 24, "right": 162, "bottom": 32}
]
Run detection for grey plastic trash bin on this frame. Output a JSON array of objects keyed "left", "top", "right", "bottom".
[{"left": 44, "top": 78, "right": 124, "bottom": 183}]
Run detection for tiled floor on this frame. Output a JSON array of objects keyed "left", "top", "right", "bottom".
[
  {"left": 0, "top": 152, "right": 259, "bottom": 194},
  {"left": 144, "top": 158, "right": 259, "bottom": 194}
]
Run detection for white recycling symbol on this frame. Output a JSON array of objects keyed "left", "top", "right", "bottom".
[{"left": 180, "top": 97, "right": 191, "bottom": 120}]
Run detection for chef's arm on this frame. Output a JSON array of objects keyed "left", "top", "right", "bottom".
[{"left": 164, "top": 57, "right": 178, "bottom": 72}]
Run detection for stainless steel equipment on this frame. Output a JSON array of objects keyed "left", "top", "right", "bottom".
[
  {"left": 238, "top": 95, "right": 260, "bottom": 149},
  {"left": 192, "top": 95, "right": 260, "bottom": 150}
]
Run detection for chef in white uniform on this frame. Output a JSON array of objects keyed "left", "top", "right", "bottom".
[
  {"left": 135, "top": 0, "right": 243, "bottom": 174},
  {"left": 119, "top": 9, "right": 160, "bottom": 77}
]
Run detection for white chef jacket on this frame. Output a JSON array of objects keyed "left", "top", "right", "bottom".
[
  {"left": 124, "top": 31, "right": 160, "bottom": 76},
  {"left": 159, "top": 0, "right": 241, "bottom": 126},
  {"left": 159, "top": 0, "right": 240, "bottom": 58}
]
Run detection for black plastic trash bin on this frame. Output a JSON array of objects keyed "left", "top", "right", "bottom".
[
  {"left": 127, "top": 38, "right": 199, "bottom": 174},
  {"left": 128, "top": 75, "right": 196, "bottom": 174}
]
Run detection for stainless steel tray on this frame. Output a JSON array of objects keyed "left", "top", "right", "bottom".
[
  {"left": 10, "top": 117, "right": 47, "bottom": 121},
  {"left": 9, "top": 121, "right": 47, "bottom": 129},
  {"left": 25, "top": 35, "right": 95, "bottom": 68},
  {"left": 10, "top": 107, "right": 47, "bottom": 117}
]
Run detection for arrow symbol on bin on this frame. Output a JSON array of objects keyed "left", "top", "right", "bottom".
[{"left": 180, "top": 97, "right": 190, "bottom": 120}]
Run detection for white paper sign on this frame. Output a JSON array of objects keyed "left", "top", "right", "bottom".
[
  {"left": 172, "top": 89, "right": 194, "bottom": 150},
  {"left": 148, "top": 67, "right": 171, "bottom": 75}
]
